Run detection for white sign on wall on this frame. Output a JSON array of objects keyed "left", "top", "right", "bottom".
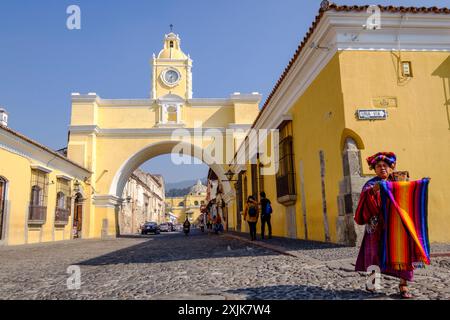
[{"left": 356, "top": 109, "right": 388, "bottom": 120}]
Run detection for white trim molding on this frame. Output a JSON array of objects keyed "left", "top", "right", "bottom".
[
  {"left": 230, "top": 10, "right": 450, "bottom": 167},
  {"left": 30, "top": 164, "right": 52, "bottom": 173},
  {"left": 254, "top": 10, "right": 450, "bottom": 133},
  {"left": 56, "top": 174, "right": 73, "bottom": 181},
  {"left": 0, "top": 127, "right": 91, "bottom": 179},
  {"left": 93, "top": 194, "right": 123, "bottom": 208}
]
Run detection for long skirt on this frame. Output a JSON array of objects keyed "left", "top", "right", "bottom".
[{"left": 355, "top": 226, "right": 414, "bottom": 281}]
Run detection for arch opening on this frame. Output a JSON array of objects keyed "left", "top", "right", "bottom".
[{"left": 108, "top": 140, "right": 232, "bottom": 235}]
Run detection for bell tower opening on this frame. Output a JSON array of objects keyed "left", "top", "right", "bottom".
[{"left": 151, "top": 32, "right": 193, "bottom": 100}]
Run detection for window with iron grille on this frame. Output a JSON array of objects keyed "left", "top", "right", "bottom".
[
  {"left": 29, "top": 169, "right": 49, "bottom": 224},
  {"left": 276, "top": 121, "right": 296, "bottom": 198},
  {"left": 0, "top": 177, "right": 6, "bottom": 240},
  {"left": 55, "top": 178, "right": 71, "bottom": 225}
]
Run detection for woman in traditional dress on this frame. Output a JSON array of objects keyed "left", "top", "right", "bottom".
[{"left": 354, "top": 152, "right": 413, "bottom": 299}]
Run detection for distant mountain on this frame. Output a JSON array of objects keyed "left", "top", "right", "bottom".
[{"left": 165, "top": 178, "right": 207, "bottom": 191}]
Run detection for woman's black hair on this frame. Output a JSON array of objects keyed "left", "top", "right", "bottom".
[{"left": 247, "top": 195, "right": 255, "bottom": 202}]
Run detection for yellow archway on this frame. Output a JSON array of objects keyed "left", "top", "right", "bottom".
[{"left": 66, "top": 32, "right": 261, "bottom": 239}]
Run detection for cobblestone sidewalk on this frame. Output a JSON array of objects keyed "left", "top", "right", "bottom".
[{"left": 0, "top": 230, "right": 449, "bottom": 300}]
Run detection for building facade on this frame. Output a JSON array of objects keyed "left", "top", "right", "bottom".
[
  {"left": 0, "top": 120, "right": 91, "bottom": 246},
  {"left": 119, "top": 169, "right": 165, "bottom": 234},
  {"left": 165, "top": 180, "right": 207, "bottom": 224},
  {"left": 66, "top": 32, "right": 260, "bottom": 239},
  {"left": 227, "top": 4, "right": 450, "bottom": 245}
]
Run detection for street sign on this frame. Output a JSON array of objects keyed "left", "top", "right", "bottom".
[{"left": 356, "top": 109, "right": 387, "bottom": 120}]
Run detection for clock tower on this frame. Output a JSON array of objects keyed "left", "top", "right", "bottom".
[{"left": 151, "top": 32, "right": 193, "bottom": 100}]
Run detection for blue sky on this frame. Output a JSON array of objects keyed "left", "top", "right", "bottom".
[{"left": 1, "top": 0, "right": 449, "bottom": 183}]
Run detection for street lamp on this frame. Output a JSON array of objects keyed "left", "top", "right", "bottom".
[
  {"left": 73, "top": 179, "right": 81, "bottom": 194},
  {"left": 222, "top": 169, "right": 238, "bottom": 182}
]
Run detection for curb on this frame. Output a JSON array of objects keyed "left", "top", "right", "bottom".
[
  {"left": 223, "top": 233, "right": 450, "bottom": 262},
  {"left": 222, "top": 233, "right": 299, "bottom": 258}
]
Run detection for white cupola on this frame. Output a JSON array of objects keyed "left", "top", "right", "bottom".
[{"left": 0, "top": 107, "right": 8, "bottom": 127}]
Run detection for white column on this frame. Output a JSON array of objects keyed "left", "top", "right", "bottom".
[
  {"left": 162, "top": 105, "right": 167, "bottom": 124},
  {"left": 176, "top": 104, "right": 181, "bottom": 124}
]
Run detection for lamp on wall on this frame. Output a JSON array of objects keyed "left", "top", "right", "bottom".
[
  {"left": 222, "top": 169, "right": 238, "bottom": 182},
  {"left": 73, "top": 179, "right": 81, "bottom": 194}
]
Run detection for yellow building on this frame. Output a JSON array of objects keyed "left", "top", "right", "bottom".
[
  {"left": 166, "top": 180, "right": 207, "bottom": 223},
  {"left": 0, "top": 120, "right": 91, "bottom": 245},
  {"left": 227, "top": 4, "right": 450, "bottom": 245},
  {"left": 66, "top": 32, "right": 260, "bottom": 239}
]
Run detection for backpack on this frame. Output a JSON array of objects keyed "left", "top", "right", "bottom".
[
  {"left": 265, "top": 201, "right": 273, "bottom": 215},
  {"left": 248, "top": 205, "right": 257, "bottom": 217}
]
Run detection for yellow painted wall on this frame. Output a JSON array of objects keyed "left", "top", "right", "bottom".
[
  {"left": 339, "top": 51, "right": 450, "bottom": 243},
  {"left": 239, "top": 51, "right": 450, "bottom": 244},
  {"left": 0, "top": 148, "right": 87, "bottom": 245},
  {"left": 99, "top": 106, "right": 158, "bottom": 128},
  {"left": 288, "top": 54, "right": 345, "bottom": 243}
]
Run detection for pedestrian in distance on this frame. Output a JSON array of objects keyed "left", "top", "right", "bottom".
[
  {"left": 243, "top": 195, "right": 259, "bottom": 241},
  {"left": 183, "top": 218, "right": 191, "bottom": 236},
  {"left": 259, "top": 192, "right": 272, "bottom": 239}
]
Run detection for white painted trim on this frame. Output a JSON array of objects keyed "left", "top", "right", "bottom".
[
  {"left": 232, "top": 10, "right": 450, "bottom": 167},
  {"left": 68, "top": 126, "right": 236, "bottom": 137},
  {"left": 98, "top": 99, "right": 155, "bottom": 107},
  {"left": 261, "top": 11, "right": 450, "bottom": 131},
  {"left": 227, "top": 124, "right": 253, "bottom": 130},
  {"left": 93, "top": 194, "right": 122, "bottom": 208},
  {"left": 153, "top": 122, "right": 186, "bottom": 129},
  {"left": 30, "top": 164, "right": 52, "bottom": 173},
  {"left": 71, "top": 95, "right": 98, "bottom": 103},
  {"left": 154, "top": 58, "right": 189, "bottom": 63},
  {"left": 0, "top": 142, "right": 30, "bottom": 159},
  {"left": 69, "top": 125, "right": 100, "bottom": 134},
  {"left": 56, "top": 174, "right": 73, "bottom": 181},
  {"left": 229, "top": 93, "right": 262, "bottom": 103},
  {"left": 0, "top": 128, "right": 91, "bottom": 179},
  {"left": 73, "top": 97, "right": 259, "bottom": 108}
]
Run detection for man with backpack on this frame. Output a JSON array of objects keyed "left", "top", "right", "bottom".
[
  {"left": 243, "top": 195, "right": 259, "bottom": 241},
  {"left": 259, "top": 192, "right": 272, "bottom": 239}
]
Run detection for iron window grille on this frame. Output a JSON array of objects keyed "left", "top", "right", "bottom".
[
  {"left": 276, "top": 121, "right": 296, "bottom": 199},
  {"left": 29, "top": 169, "right": 49, "bottom": 224},
  {"left": 55, "top": 178, "right": 71, "bottom": 226},
  {"left": 0, "top": 177, "right": 6, "bottom": 240}
]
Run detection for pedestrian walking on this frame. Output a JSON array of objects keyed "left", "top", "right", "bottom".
[
  {"left": 259, "top": 192, "right": 272, "bottom": 239},
  {"left": 243, "top": 195, "right": 259, "bottom": 241},
  {"left": 213, "top": 214, "right": 224, "bottom": 234}
]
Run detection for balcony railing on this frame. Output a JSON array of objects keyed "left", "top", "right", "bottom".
[
  {"left": 28, "top": 205, "right": 47, "bottom": 225},
  {"left": 55, "top": 207, "right": 70, "bottom": 226}
]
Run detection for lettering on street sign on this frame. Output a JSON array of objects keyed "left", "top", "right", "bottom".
[{"left": 356, "top": 109, "right": 388, "bottom": 120}]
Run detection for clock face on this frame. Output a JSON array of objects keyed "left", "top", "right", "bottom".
[{"left": 163, "top": 69, "right": 180, "bottom": 85}]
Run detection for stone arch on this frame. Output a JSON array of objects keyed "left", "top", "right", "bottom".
[
  {"left": 340, "top": 128, "right": 365, "bottom": 152},
  {"left": 336, "top": 129, "right": 368, "bottom": 247},
  {"left": 108, "top": 140, "right": 232, "bottom": 236},
  {"left": 109, "top": 140, "right": 231, "bottom": 199}
]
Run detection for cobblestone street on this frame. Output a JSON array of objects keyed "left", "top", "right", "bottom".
[{"left": 1, "top": 230, "right": 449, "bottom": 300}]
